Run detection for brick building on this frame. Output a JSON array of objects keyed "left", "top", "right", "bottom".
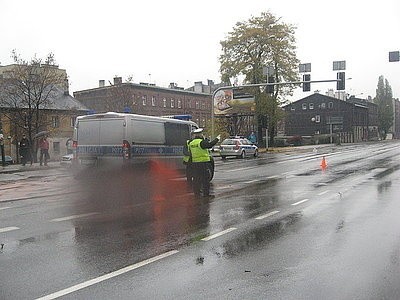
[{"left": 73, "top": 78, "right": 215, "bottom": 129}]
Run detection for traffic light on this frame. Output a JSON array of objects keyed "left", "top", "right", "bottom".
[
  {"left": 302, "top": 74, "right": 311, "bottom": 92},
  {"left": 337, "top": 72, "right": 345, "bottom": 90},
  {"left": 266, "top": 75, "right": 275, "bottom": 94}
]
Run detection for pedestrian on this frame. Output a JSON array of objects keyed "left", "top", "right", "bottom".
[
  {"left": 188, "top": 128, "right": 220, "bottom": 197},
  {"left": 248, "top": 131, "right": 257, "bottom": 144},
  {"left": 19, "top": 134, "right": 32, "bottom": 166},
  {"left": 39, "top": 136, "right": 50, "bottom": 166}
]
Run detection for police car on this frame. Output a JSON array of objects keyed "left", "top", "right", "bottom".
[{"left": 219, "top": 137, "right": 258, "bottom": 159}]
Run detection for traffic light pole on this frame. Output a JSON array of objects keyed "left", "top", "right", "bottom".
[
  {"left": 0, "top": 115, "right": 5, "bottom": 167},
  {"left": 211, "top": 78, "right": 342, "bottom": 138},
  {"left": 0, "top": 141, "right": 5, "bottom": 167}
]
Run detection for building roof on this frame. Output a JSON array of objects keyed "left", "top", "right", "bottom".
[
  {"left": 1, "top": 85, "right": 88, "bottom": 111},
  {"left": 49, "top": 86, "right": 88, "bottom": 111},
  {"left": 283, "top": 93, "right": 360, "bottom": 108},
  {"left": 74, "top": 82, "right": 212, "bottom": 97}
]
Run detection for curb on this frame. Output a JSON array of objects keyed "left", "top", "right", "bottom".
[{"left": 0, "top": 163, "right": 61, "bottom": 174}]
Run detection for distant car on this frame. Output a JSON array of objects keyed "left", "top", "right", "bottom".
[
  {"left": 0, "top": 155, "right": 14, "bottom": 165},
  {"left": 219, "top": 137, "right": 258, "bottom": 159},
  {"left": 60, "top": 153, "right": 73, "bottom": 166}
]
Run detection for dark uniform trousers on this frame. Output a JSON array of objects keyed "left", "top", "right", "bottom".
[{"left": 192, "top": 161, "right": 210, "bottom": 196}]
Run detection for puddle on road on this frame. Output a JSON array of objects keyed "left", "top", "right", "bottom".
[
  {"left": 195, "top": 212, "right": 303, "bottom": 265},
  {"left": 373, "top": 165, "right": 400, "bottom": 179},
  {"left": 377, "top": 180, "right": 392, "bottom": 194},
  {"left": 0, "top": 229, "right": 76, "bottom": 254}
]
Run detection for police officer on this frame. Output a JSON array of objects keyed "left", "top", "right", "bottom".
[{"left": 188, "top": 128, "right": 220, "bottom": 197}]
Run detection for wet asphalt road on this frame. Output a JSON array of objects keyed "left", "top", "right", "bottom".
[{"left": 1, "top": 141, "right": 400, "bottom": 299}]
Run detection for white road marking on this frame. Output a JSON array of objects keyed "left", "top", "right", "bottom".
[
  {"left": 291, "top": 198, "right": 310, "bottom": 206},
  {"left": 35, "top": 250, "right": 179, "bottom": 300},
  {"left": 255, "top": 210, "right": 280, "bottom": 220},
  {"left": 201, "top": 227, "right": 237, "bottom": 241},
  {"left": 266, "top": 175, "right": 279, "bottom": 180},
  {"left": 244, "top": 179, "right": 258, "bottom": 184},
  {"left": 225, "top": 167, "right": 254, "bottom": 172},
  {"left": 50, "top": 212, "right": 99, "bottom": 222},
  {"left": 318, "top": 190, "right": 330, "bottom": 196},
  {"left": 215, "top": 185, "right": 233, "bottom": 190},
  {"left": 0, "top": 206, "right": 11, "bottom": 211},
  {"left": 0, "top": 226, "right": 19, "bottom": 233}
]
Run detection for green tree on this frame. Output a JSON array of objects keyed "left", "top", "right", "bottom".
[
  {"left": 374, "top": 75, "right": 393, "bottom": 139},
  {"left": 219, "top": 11, "right": 300, "bottom": 146}
]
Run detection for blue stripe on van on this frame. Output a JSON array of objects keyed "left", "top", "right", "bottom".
[
  {"left": 77, "top": 145, "right": 184, "bottom": 156},
  {"left": 77, "top": 146, "right": 123, "bottom": 156},
  {"left": 131, "top": 145, "right": 183, "bottom": 156}
]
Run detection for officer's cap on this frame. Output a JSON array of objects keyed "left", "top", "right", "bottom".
[{"left": 191, "top": 128, "right": 204, "bottom": 134}]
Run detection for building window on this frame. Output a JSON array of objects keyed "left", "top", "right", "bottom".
[
  {"left": 142, "top": 95, "right": 147, "bottom": 106},
  {"left": 302, "top": 103, "right": 307, "bottom": 110},
  {"left": 187, "top": 99, "right": 191, "bottom": 109},
  {"left": 178, "top": 99, "right": 182, "bottom": 109},
  {"left": 163, "top": 98, "right": 167, "bottom": 107},
  {"left": 315, "top": 115, "right": 321, "bottom": 123},
  {"left": 171, "top": 99, "right": 175, "bottom": 108},
  {"left": 328, "top": 102, "right": 333, "bottom": 109},
  {"left": 70, "top": 117, "right": 76, "bottom": 128},
  {"left": 290, "top": 106, "right": 295, "bottom": 111},
  {"left": 53, "top": 141, "right": 60, "bottom": 154},
  {"left": 151, "top": 96, "right": 156, "bottom": 106},
  {"left": 196, "top": 101, "right": 199, "bottom": 109},
  {"left": 321, "top": 103, "right": 326, "bottom": 109},
  {"left": 309, "top": 103, "right": 314, "bottom": 110},
  {"left": 52, "top": 116, "right": 59, "bottom": 128}
]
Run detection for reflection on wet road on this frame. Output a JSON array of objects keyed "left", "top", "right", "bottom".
[{"left": 2, "top": 141, "right": 400, "bottom": 299}]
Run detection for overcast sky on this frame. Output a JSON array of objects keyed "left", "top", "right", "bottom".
[{"left": 1, "top": 0, "right": 399, "bottom": 101}]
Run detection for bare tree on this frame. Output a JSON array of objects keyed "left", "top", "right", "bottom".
[{"left": 0, "top": 50, "right": 67, "bottom": 157}]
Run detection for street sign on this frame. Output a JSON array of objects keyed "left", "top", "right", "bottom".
[
  {"left": 262, "top": 66, "right": 275, "bottom": 76},
  {"left": 389, "top": 51, "right": 400, "bottom": 62},
  {"left": 299, "top": 63, "right": 311, "bottom": 73},
  {"left": 333, "top": 60, "right": 346, "bottom": 71},
  {"left": 326, "top": 116, "right": 343, "bottom": 124}
]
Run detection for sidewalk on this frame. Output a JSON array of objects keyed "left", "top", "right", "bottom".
[{"left": 0, "top": 161, "right": 62, "bottom": 174}]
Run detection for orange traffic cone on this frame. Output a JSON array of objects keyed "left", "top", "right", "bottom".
[{"left": 320, "top": 156, "right": 327, "bottom": 170}]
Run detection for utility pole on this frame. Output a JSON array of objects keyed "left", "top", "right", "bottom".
[{"left": 0, "top": 116, "right": 5, "bottom": 167}]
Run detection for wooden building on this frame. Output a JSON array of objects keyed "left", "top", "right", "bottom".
[{"left": 283, "top": 93, "right": 378, "bottom": 143}]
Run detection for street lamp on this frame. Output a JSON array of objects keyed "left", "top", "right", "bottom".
[{"left": 311, "top": 117, "right": 321, "bottom": 144}]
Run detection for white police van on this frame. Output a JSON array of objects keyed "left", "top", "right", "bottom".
[{"left": 72, "top": 112, "right": 199, "bottom": 172}]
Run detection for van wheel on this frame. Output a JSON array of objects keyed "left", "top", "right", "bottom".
[
  {"left": 254, "top": 149, "right": 258, "bottom": 157},
  {"left": 238, "top": 151, "right": 245, "bottom": 159},
  {"left": 221, "top": 156, "right": 226, "bottom": 160}
]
